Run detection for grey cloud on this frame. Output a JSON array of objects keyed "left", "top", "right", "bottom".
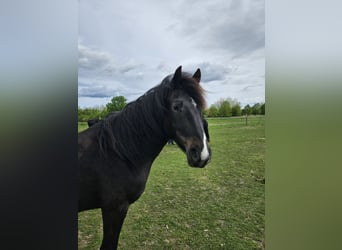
[
  {"left": 120, "top": 65, "right": 136, "bottom": 74},
  {"left": 78, "top": 84, "right": 117, "bottom": 98},
  {"left": 78, "top": 81, "right": 92, "bottom": 87},
  {"left": 172, "top": 0, "right": 264, "bottom": 57},
  {"left": 78, "top": 41, "right": 145, "bottom": 85},
  {"left": 78, "top": 0, "right": 264, "bottom": 107},
  {"left": 196, "top": 62, "right": 231, "bottom": 82},
  {"left": 156, "top": 61, "right": 169, "bottom": 71},
  {"left": 182, "top": 61, "right": 232, "bottom": 83},
  {"left": 241, "top": 82, "right": 264, "bottom": 91},
  {"left": 79, "top": 83, "right": 143, "bottom": 100},
  {"left": 78, "top": 43, "right": 114, "bottom": 70}
]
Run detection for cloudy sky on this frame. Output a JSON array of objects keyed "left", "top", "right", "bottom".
[{"left": 78, "top": 0, "right": 264, "bottom": 108}]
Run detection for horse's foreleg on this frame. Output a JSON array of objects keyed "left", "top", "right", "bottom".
[{"left": 100, "top": 204, "right": 128, "bottom": 250}]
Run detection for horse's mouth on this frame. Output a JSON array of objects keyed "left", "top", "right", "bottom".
[
  {"left": 186, "top": 147, "right": 211, "bottom": 168},
  {"left": 173, "top": 133, "right": 211, "bottom": 168},
  {"left": 188, "top": 158, "right": 210, "bottom": 168}
]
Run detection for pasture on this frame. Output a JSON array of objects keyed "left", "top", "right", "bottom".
[{"left": 78, "top": 116, "right": 265, "bottom": 249}]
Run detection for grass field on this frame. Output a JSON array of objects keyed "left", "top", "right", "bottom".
[{"left": 78, "top": 116, "right": 265, "bottom": 249}]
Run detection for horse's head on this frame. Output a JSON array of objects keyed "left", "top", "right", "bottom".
[{"left": 164, "top": 66, "right": 211, "bottom": 168}]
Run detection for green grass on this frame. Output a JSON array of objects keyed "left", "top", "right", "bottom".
[
  {"left": 78, "top": 122, "right": 88, "bottom": 133},
  {"left": 78, "top": 116, "right": 265, "bottom": 249}
]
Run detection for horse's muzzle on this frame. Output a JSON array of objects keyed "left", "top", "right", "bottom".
[{"left": 187, "top": 145, "right": 211, "bottom": 168}]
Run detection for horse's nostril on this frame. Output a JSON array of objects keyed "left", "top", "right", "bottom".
[{"left": 190, "top": 148, "right": 200, "bottom": 161}]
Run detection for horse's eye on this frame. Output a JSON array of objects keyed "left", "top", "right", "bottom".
[{"left": 172, "top": 101, "right": 183, "bottom": 112}]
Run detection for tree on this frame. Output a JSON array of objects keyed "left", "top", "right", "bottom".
[
  {"left": 106, "top": 96, "right": 127, "bottom": 113},
  {"left": 208, "top": 105, "right": 219, "bottom": 117},
  {"left": 218, "top": 100, "right": 231, "bottom": 117},
  {"left": 78, "top": 107, "right": 103, "bottom": 122},
  {"left": 232, "top": 103, "right": 242, "bottom": 116},
  {"left": 252, "top": 103, "right": 261, "bottom": 115},
  {"left": 242, "top": 104, "right": 252, "bottom": 116},
  {"left": 203, "top": 108, "right": 209, "bottom": 118},
  {"left": 261, "top": 103, "right": 265, "bottom": 115}
]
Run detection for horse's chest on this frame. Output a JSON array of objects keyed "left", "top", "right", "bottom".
[
  {"left": 100, "top": 162, "right": 151, "bottom": 206},
  {"left": 123, "top": 163, "right": 152, "bottom": 204},
  {"left": 125, "top": 175, "right": 147, "bottom": 204}
]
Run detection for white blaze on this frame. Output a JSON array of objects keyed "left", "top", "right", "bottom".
[{"left": 200, "top": 132, "right": 210, "bottom": 161}]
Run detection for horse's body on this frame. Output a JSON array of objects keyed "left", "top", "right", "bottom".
[
  {"left": 87, "top": 118, "right": 101, "bottom": 127},
  {"left": 78, "top": 66, "right": 211, "bottom": 249}
]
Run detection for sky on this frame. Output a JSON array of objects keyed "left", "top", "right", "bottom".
[{"left": 78, "top": 0, "right": 264, "bottom": 108}]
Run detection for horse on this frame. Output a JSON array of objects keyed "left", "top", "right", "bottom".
[
  {"left": 87, "top": 112, "right": 121, "bottom": 128},
  {"left": 87, "top": 118, "right": 102, "bottom": 127},
  {"left": 78, "top": 66, "right": 211, "bottom": 249},
  {"left": 167, "top": 118, "right": 208, "bottom": 145}
]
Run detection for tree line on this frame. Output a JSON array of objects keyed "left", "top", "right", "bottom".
[
  {"left": 78, "top": 96, "right": 127, "bottom": 122},
  {"left": 78, "top": 96, "right": 265, "bottom": 121},
  {"left": 204, "top": 98, "right": 265, "bottom": 117}
]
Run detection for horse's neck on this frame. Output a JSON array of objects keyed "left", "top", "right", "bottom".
[
  {"left": 117, "top": 100, "right": 169, "bottom": 165},
  {"left": 135, "top": 128, "right": 168, "bottom": 164}
]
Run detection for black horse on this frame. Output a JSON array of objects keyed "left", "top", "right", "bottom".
[
  {"left": 87, "top": 118, "right": 101, "bottom": 127},
  {"left": 78, "top": 66, "right": 211, "bottom": 249},
  {"left": 87, "top": 112, "right": 120, "bottom": 128}
]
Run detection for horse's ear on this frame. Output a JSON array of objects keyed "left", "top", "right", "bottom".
[
  {"left": 172, "top": 66, "right": 182, "bottom": 85},
  {"left": 193, "top": 68, "right": 201, "bottom": 82}
]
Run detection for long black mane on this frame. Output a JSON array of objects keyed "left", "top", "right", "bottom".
[{"left": 98, "top": 72, "right": 205, "bottom": 164}]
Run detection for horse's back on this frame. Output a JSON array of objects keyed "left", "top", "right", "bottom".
[{"left": 78, "top": 121, "right": 103, "bottom": 153}]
